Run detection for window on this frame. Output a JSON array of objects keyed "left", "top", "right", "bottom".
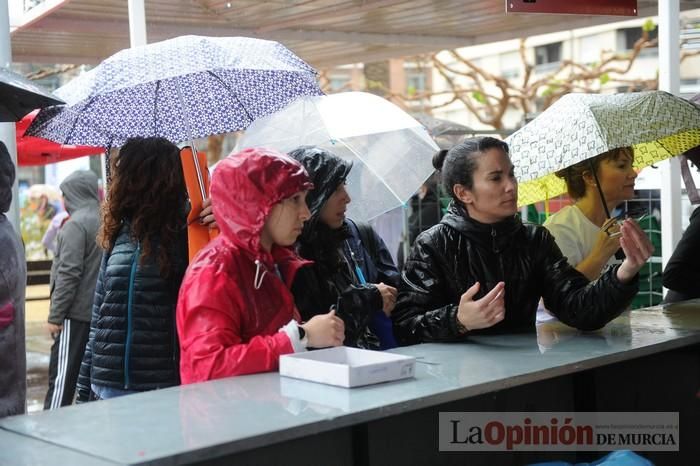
[
  {"left": 499, "top": 51, "right": 520, "bottom": 80},
  {"left": 680, "top": 78, "right": 700, "bottom": 95},
  {"left": 535, "top": 42, "right": 562, "bottom": 66},
  {"left": 579, "top": 35, "right": 602, "bottom": 65},
  {"left": 618, "top": 27, "right": 658, "bottom": 51},
  {"left": 328, "top": 75, "right": 350, "bottom": 92},
  {"left": 406, "top": 71, "right": 427, "bottom": 94},
  {"left": 23, "top": 0, "right": 46, "bottom": 12}
]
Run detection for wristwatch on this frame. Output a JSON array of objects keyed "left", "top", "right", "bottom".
[
  {"left": 297, "top": 324, "right": 309, "bottom": 347},
  {"left": 455, "top": 315, "right": 469, "bottom": 335}
]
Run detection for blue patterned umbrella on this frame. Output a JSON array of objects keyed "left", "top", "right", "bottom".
[{"left": 26, "top": 35, "right": 323, "bottom": 146}]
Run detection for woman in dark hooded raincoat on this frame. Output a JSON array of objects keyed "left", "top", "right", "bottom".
[
  {"left": 0, "top": 142, "right": 26, "bottom": 417},
  {"left": 288, "top": 146, "right": 400, "bottom": 350}
]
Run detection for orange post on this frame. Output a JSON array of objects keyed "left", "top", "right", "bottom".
[{"left": 180, "top": 146, "right": 219, "bottom": 261}]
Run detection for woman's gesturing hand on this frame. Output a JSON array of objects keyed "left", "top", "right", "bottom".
[
  {"left": 302, "top": 309, "right": 345, "bottom": 348},
  {"left": 456, "top": 281, "right": 505, "bottom": 331},
  {"left": 592, "top": 217, "right": 622, "bottom": 260},
  {"left": 616, "top": 219, "right": 654, "bottom": 284}
]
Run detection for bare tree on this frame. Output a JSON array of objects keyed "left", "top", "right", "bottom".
[
  {"left": 25, "top": 64, "right": 80, "bottom": 81},
  {"left": 321, "top": 22, "right": 700, "bottom": 130},
  {"left": 206, "top": 134, "right": 225, "bottom": 165}
]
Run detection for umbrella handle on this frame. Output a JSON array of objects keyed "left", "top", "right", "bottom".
[
  {"left": 191, "top": 146, "right": 207, "bottom": 201},
  {"left": 181, "top": 146, "right": 218, "bottom": 262},
  {"left": 681, "top": 155, "right": 700, "bottom": 204},
  {"left": 588, "top": 159, "right": 612, "bottom": 219}
]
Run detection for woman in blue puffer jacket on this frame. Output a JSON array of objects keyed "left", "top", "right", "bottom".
[{"left": 77, "top": 137, "right": 188, "bottom": 401}]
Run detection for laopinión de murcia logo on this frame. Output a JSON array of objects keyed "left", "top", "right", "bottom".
[{"left": 439, "top": 412, "right": 679, "bottom": 452}]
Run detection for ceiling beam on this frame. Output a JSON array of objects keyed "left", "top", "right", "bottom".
[
  {"left": 10, "top": 1, "right": 700, "bottom": 67},
  {"left": 22, "top": 17, "right": 470, "bottom": 47},
  {"left": 255, "top": 0, "right": 407, "bottom": 33},
  {"left": 312, "top": 45, "right": 441, "bottom": 68},
  {"left": 12, "top": 52, "right": 103, "bottom": 65}
]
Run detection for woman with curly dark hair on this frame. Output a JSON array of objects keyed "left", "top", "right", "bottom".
[{"left": 77, "top": 137, "right": 189, "bottom": 401}]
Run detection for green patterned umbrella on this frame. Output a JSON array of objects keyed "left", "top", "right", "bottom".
[{"left": 507, "top": 91, "right": 700, "bottom": 206}]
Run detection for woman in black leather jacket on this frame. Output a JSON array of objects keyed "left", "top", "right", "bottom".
[
  {"left": 392, "top": 137, "right": 654, "bottom": 345},
  {"left": 76, "top": 137, "right": 188, "bottom": 401}
]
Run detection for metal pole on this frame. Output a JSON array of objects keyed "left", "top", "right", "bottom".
[
  {"left": 658, "top": 0, "right": 682, "bottom": 269},
  {"left": 0, "top": 0, "right": 19, "bottom": 235},
  {"left": 128, "top": 0, "right": 147, "bottom": 47},
  {"left": 104, "top": 0, "right": 146, "bottom": 188}
]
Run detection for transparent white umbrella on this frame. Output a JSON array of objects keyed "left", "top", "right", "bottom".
[{"left": 237, "top": 92, "right": 439, "bottom": 221}]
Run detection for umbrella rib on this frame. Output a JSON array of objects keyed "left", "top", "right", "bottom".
[
  {"left": 175, "top": 80, "right": 195, "bottom": 143},
  {"left": 206, "top": 70, "right": 254, "bottom": 125},
  {"left": 63, "top": 96, "right": 95, "bottom": 146},
  {"left": 172, "top": 78, "right": 211, "bottom": 201},
  {"left": 154, "top": 80, "right": 160, "bottom": 138}
]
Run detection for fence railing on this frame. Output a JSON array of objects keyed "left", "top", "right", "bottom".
[{"left": 26, "top": 259, "right": 51, "bottom": 301}]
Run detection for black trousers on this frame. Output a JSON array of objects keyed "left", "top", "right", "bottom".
[{"left": 44, "top": 318, "right": 90, "bottom": 410}]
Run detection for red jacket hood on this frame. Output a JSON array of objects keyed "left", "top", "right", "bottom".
[{"left": 211, "top": 147, "right": 313, "bottom": 260}]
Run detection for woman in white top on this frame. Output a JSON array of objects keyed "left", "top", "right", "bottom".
[{"left": 544, "top": 147, "right": 637, "bottom": 281}]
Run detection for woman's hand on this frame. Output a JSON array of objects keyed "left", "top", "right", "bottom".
[
  {"left": 301, "top": 309, "right": 345, "bottom": 348},
  {"left": 593, "top": 217, "right": 622, "bottom": 259},
  {"left": 576, "top": 217, "right": 623, "bottom": 281},
  {"left": 374, "top": 282, "right": 398, "bottom": 316},
  {"left": 199, "top": 197, "right": 218, "bottom": 229},
  {"left": 616, "top": 219, "right": 654, "bottom": 284},
  {"left": 456, "top": 281, "right": 505, "bottom": 331}
]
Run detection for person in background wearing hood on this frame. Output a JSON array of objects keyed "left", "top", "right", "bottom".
[
  {"left": 543, "top": 147, "right": 637, "bottom": 281},
  {"left": 287, "top": 146, "right": 400, "bottom": 350},
  {"left": 397, "top": 178, "right": 442, "bottom": 270},
  {"left": 76, "top": 138, "right": 188, "bottom": 402},
  {"left": 0, "top": 142, "right": 27, "bottom": 418},
  {"left": 177, "top": 148, "right": 344, "bottom": 383},
  {"left": 393, "top": 137, "right": 653, "bottom": 345},
  {"left": 44, "top": 169, "right": 101, "bottom": 409}
]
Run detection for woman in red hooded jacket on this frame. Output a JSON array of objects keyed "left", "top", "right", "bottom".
[{"left": 177, "top": 148, "right": 345, "bottom": 383}]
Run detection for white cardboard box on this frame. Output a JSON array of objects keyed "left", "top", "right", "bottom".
[{"left": 279, "top": 347, "right": 416, "bottom": 388}]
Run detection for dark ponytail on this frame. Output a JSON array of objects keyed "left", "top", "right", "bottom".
[
  {"left": 436, "top": 137, "right": 509, "bottom": 202},
  {"left": 432, "top": 149, "right": 449, "bottom": 171}
]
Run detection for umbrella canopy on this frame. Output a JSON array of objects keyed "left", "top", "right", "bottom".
[
  {"left": 0, "top": 67, "right": 64, "bottom": 122},
  {"left": 414, "top": 113, "right": 474, "bottom": 137},
  {"left": 507, "top": 91, "right": 700, "bottom": 206},
  {"left": 16, "top": 111, "right": 103, "bottom": 166},
  {"left": 26, "top": 35, "right": 323, "bottom": 147},
  {"left": 414, "top": 113, "right": 475, "bottom": 150},
  {"left": 237, "top": 92, "right": 439, "bottom": 221}
]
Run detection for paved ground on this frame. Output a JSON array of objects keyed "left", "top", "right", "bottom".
[{"left": 25, "top": 285, "right": 53, "bottom": 414}]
